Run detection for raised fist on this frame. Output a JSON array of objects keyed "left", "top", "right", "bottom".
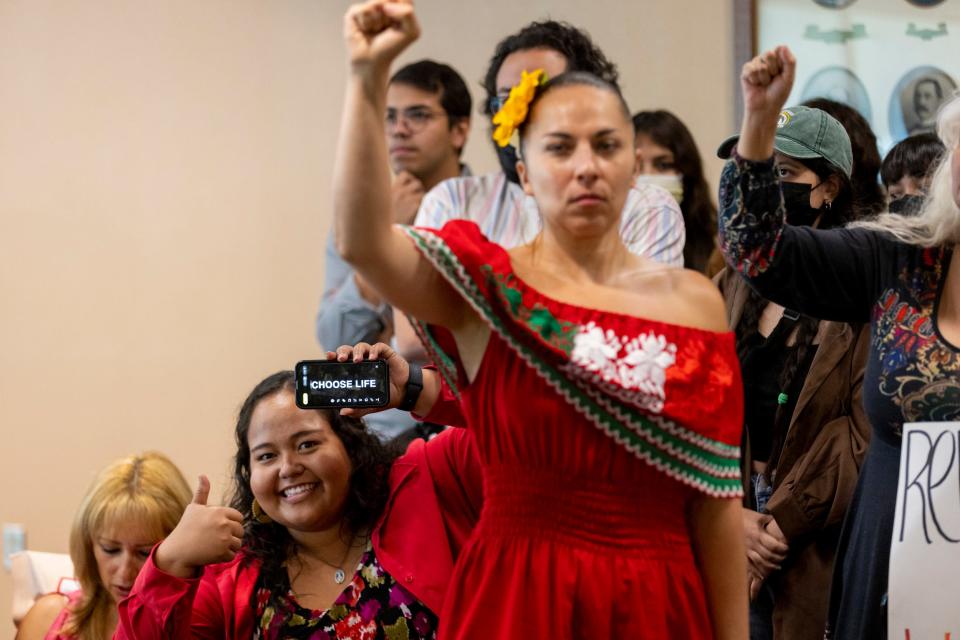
[
  {"left": 344, "top": 0, "right": 420, "bottom": 72},
  {"left": 741, "top": 46, "right": 796, "bottom": 120}
]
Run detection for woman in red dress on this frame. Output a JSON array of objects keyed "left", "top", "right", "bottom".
[{"left": 333, "top": 2, "right": 748, "bottom": 637}]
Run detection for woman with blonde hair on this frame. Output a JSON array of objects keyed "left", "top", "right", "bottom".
[
  {"left": 15, "top": 451, "right": 191, "bottom": 640},
  {"left": 719, "top": 45, "right": 960, "bottom": 639}
]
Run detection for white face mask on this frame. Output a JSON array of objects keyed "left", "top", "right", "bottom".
[{"left": 635, "top": 173, "right": 684, "bottom": 204}]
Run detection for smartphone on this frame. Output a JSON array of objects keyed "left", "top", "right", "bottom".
[{"left": 294, "top": 359, "right": 390, "bottom": 410}]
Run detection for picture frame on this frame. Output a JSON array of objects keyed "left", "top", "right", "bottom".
[{"left": 735, "top": 0, "right": 959, "bottom": 151}]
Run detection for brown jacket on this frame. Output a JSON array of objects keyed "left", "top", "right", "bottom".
[{"left": 718, "top": 269, "right": 871, "bottom": 640}]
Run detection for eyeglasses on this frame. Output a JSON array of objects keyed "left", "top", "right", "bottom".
[{"left": 385, "top": 107, "right": 447, "bottom": 132}]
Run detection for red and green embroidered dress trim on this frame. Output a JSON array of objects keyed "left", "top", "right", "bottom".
[{"left": 402, "top": 224, "right": 743, "bottom": 498}]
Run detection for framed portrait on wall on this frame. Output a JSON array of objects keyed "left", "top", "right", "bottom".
[{"left": 735, "top": 0, "right": 959, "bottom": 152}]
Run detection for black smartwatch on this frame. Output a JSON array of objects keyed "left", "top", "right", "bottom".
[{"left": 398, "top": 364, "right": 424, "bottom": 412}]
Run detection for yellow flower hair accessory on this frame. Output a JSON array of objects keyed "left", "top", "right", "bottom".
[{"left": 492, "top": 69, "right": 547, "bottom": 148}]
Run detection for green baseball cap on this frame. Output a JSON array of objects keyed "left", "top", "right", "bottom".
[{"left": 717, "top": 106, "right": 853, "bottom": 178}]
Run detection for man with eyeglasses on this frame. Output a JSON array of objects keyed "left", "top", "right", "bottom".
[
  {"left": 317, "top": 59, "right": 472, "bottom": 440},
  {"left": 384, "top": 61, "right": 472, "bottom": 224},
  {"left": 414, "top": 20, "right": 685, "bottom": 266}
]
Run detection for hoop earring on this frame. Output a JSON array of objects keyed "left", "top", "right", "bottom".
[
  {"left": 251, "top": 498, "right": 272, "bottom": 524},
  {"left": 824, "top": 200, "right": 832, "bottom": 210}
]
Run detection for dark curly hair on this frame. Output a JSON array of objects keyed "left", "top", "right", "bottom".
[
  {"left": 632, "top": 110, "right": 717, "bottom": 273},
  {"left": 229, "top": 371, "right": 400, "bottom": 608},
  {"left": 481, "top": 20, "right": 619, "bottom": 118},
  {"left": 801, "top": 98, "right": 884, "bottom": 218}
]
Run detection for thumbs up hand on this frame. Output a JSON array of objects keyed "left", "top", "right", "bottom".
[{"left": 154, "top": 475, "right": 246, "bottom": 579}]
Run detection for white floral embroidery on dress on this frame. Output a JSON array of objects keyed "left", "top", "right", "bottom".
[
  {"left": 568, "top": 322, "right": 621, "bottom": 382},
  {"left": 569, "top": 322, "right": 678, "bottom": 413}
]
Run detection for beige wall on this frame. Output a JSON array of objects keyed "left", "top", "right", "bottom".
[{"left": 0, "top": 1, "right": 733, "bottom": 636}]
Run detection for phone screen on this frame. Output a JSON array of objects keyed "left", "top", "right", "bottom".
[{"left": 294, "top": 360, "right": 390, "bottom": 410}]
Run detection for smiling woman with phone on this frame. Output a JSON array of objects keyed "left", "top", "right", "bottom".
[
  {"left": 331, "top": 1, "right": 747, "bottom": 638},
  {"left": 115, "top": 343, "right": 482, "bottom": 639}
]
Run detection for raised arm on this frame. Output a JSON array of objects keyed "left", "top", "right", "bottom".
[
  {"left": 718, "top": 46, "right": 889, "bottom": 322},
  {"left": 327, "top": 341, "right": 443, "bottom": 420},
  {"left": 116, "top": 476, "right": 244, "bottom": 639},
  {"left": 333, "top": 1, "right": 468, "bottom": 329},
  {"left": 115, "top": 550, "right": 226, "bottom": 640}
]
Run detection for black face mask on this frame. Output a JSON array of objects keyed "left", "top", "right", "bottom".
[
  {"left": 495, "top": 142, "right": 521, "bottom": 185},
  {"left": 781, "top": 181, "right": 824, "bottom": 227},
  {"left": 888, "top": 194, "right": 925, "bottom": 216}
]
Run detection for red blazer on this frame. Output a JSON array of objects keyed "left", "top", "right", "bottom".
[{"left": 115, "top": 428, "right": 482, "bottom": 639}]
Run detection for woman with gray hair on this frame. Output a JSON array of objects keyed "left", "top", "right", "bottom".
[{"left": 719, "top": 45, "right": 960, "bottom": 640}]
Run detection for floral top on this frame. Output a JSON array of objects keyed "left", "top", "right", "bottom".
[
  {"left": 718, "top": 151, "right": 960, "bottom": 437},
  {"left": 253, "top": 545, "right": 437, "bottom": 640},
  {"left": 718, "top": 151, "right": 960, "bottom": 640}
]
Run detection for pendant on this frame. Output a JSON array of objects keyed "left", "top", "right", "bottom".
[{"left": 334, "top": 569, "right": 345, "bottom": 584}]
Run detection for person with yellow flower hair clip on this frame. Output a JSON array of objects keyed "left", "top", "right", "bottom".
[
  {"left": 334, "top": 1, "right": 748, "bottom": 638},
  {"left": 413, "top": 19, "right": 685, "bottom": 267}
]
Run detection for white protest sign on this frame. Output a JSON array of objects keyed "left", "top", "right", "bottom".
[{"left": 889, "top": 422, "right": 960, "bottom": 640}]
